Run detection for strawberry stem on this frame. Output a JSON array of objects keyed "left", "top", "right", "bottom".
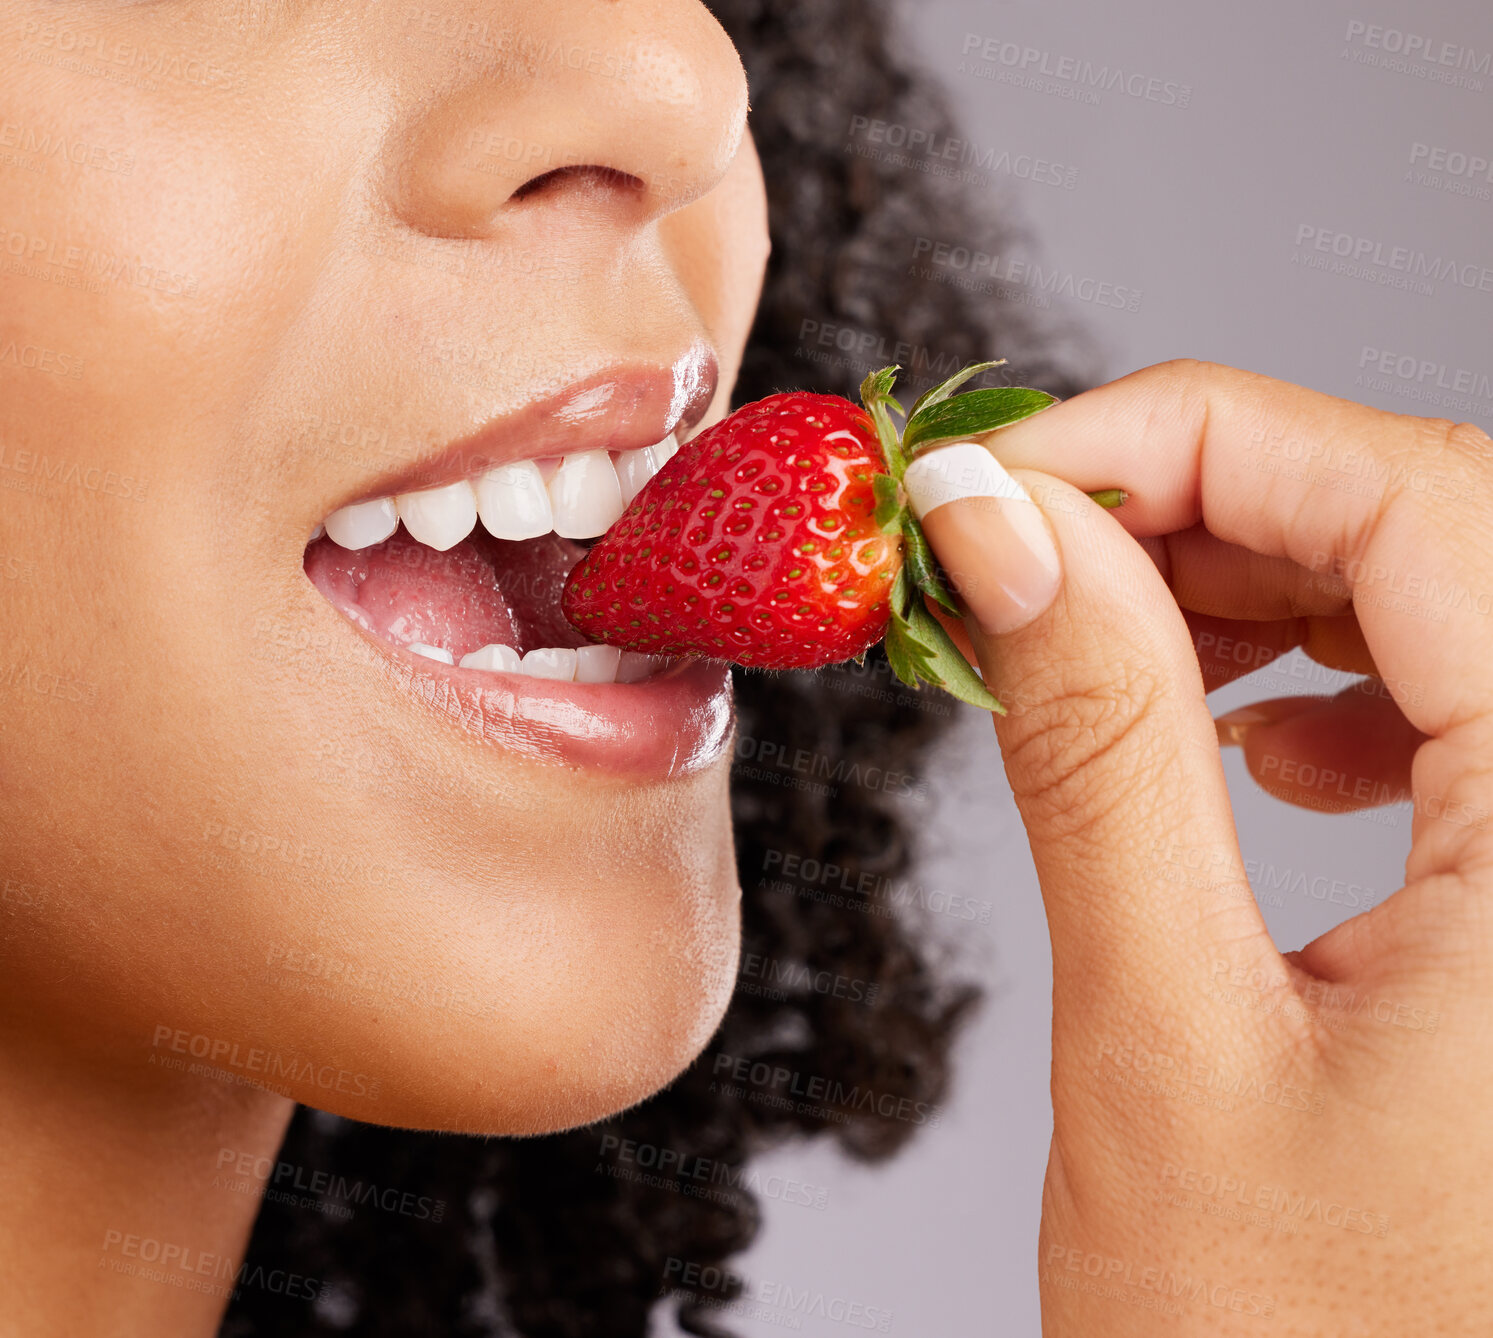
[
  {"left": 858, "top": 378, "right": 906, "bottom": 478},
  {"left": 858, "top": 363, "right": 1126, "bottom": 714}
]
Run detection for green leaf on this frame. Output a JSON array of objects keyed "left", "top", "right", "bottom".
[
  {"left": 900, "top": 514, "right": 961, "bottom": 616},
  {"left": 882, "top": 617, "right": 925, "bottom": 689},
  {"left": 907, "top": 358, "right": 1008, "bottom": 421},
  {"left": 888, "top": 562, "right": 914, "bottom": 619},
  {"left": 872, "top": 473, "right": 904, "bottom": 531},
  {"left": 903, "top": 387, "right": 1057, "bottom": 455},
  {"left": 859, "top": 365, "right": 901, "bottom": 410},
  {"left": 896, "top": 600, "right": 1006, "bottom": 714}
]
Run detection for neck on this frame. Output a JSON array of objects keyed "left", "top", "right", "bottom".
[{"left": 2, "top": 1028, "right": 295, "bottom": 1337}]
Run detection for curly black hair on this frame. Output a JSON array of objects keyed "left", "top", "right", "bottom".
[{"left": 221, "top": 3, "right": 1092, "bottom": 1334}]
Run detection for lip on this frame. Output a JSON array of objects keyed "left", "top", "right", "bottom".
[
  {"left": 330, "top": 343, "right": 718, "bottom": 511},
  {"left": 326, "top": 612, "right": 737, "bottom": 779}
]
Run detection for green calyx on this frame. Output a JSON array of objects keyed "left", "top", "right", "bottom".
[{"left": 858, "top": 361, "right": 1126, "bottom": 714}]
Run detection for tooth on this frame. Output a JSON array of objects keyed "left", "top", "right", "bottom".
[
  {"left": 614, "top": 434, "right": 675, "bottom": 506},
  {"left": 575, "top": 644, "right": 622, "bottom": 683},
  {"left": 519, "top": 647, "right": 578, "bottom": 681},
  {"left": 409, "top": 643, "right": 454, "bottom": 665},
  {"left": 324, "top": 497, "right": 398, "bottom": 550},
  {"left": 616, "top": 651, "right": 671, "bottom": 683},
  {"left": 309, "top": 522, "right": 325, "bottom": 543},
  {"left": 396, "top": 481, "right": 478, "bottom": 551},
  {"left": 459, "top": 643, "right": 521, "bottom": 673},
  {"left": 476, "top": 461, "right": 554, "bottom": 541},
  {"left": 657, "top": 433, "right": 681, "bottom": 464},
  {"left": 547, "top": 451, "right": 625, "bottom": 539}
]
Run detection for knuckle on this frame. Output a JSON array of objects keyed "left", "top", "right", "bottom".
[
  {"left": 1150, "top": 355, "right": 1213, "bottom": 381},
  {"left": 1441, "top": 418, "right": 1493, "bottom": 468},
  {"left": 1140, "top": 358, "right": 1259, "bottom": 447},
  {"left": 1145, "top": 357, "right": 1218, "bottom": 408},
  {"left": 1002, "top": 662, "right": 1171, "bottom": 840},
  {"left": 1374, "top": 415, "right": 1493, "bottom": 516},
  {"left": 1147, "top": 356, "right": 1247, "bottom": 396}
]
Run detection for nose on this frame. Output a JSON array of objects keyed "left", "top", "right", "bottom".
[{"left": 384, "top": 1, "right": 749, "bottom": 240}]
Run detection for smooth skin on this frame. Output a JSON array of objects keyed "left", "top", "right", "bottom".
[
  {"left": 0, "top": 2, "right": 765, "bottom": 1334},
  {"left": 921, "top": 359, "right": 1493, "bottom": 1334}
]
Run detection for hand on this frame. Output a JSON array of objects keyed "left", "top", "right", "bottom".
[{"left": 906, "top": 359, "right": 1493, "bottom": 1334}]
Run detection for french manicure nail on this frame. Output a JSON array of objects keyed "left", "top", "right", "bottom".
[
  {"left": 1214, "top": 700, "right": 1322, "bottom": 747},
  {"left": 903, "top": 441, "right": 1062, "bottom": 636},
  {"left": 1214, "top": 707, "right": 1270, "bottom": 748}
]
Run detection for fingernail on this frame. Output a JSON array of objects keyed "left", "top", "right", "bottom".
[
  {"left": 1214, "top": 706, "right": 1271, "bottom": 748},
  {"left": 903, "top": 441, "right": 1062, "bottom": 636},
  {"left": 1214, "top": 699, "right": 1322, "bottom": 748}
]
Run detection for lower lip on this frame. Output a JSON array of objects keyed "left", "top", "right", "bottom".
[{"left": 324, "top": 615, "right": 736, "bottom": 780}]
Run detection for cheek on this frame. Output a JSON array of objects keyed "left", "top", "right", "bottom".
[
  {"left": 0, "top": 62, "right": 335, "bottom": 692},
  {"left": 658, "top": 132, "right": 769, "bottom": 420},
  {"left": 0, "top": 26, "right": 358, "bottom": 563},
  {"left": 0, "top": 77, "right": 291, "bottom": 421}
]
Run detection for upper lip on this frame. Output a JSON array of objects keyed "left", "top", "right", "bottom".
[{"left": 328, "top": 342, "right": 718, "bottom": 512}]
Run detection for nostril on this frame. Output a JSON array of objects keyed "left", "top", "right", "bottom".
[{"left": 510, "top": 164, "right": 646, "bottom": 203}]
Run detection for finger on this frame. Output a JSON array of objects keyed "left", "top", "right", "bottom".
[
  {"left": 935, "top": 596, "right": 1317, "bottom": 696},
  {"left": 1216, "top": 687, "right": 1426, "bottom": 813},
  {"left": 932, "top": 597, "right": 1376, "bottom": 708},
  {"left": 1139, "top": 523, "right": 1378, "bottom": 687},
  {"left": 1302, "top": 614, "right": 1380, "bottom": 678},
  {"left": 1146, "top": 521, "right": 1353, "bottom": 620},
  {"left": 903, "top": 446, "right": 1275, "bottom": 1003},
  {"left": 1184, "top": 611, "right": 1381, "bottom": 693},
  {"left": 1186, "top": 610, "right": 1306, "bottom": 692},
  {"left": 979, "top": 360, "right": 1493, "bottom": 953}
]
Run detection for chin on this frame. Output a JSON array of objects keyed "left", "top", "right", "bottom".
[
  {"left": 285, "top": 927, "right": 744, "bottom": 1137},
  {"left": 206, "top": 775, "right": 746, "bottom": 1138}
]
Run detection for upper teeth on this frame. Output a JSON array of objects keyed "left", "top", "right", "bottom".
[{"left": 321, "top": 436, "right": 679, "bottom": 552}]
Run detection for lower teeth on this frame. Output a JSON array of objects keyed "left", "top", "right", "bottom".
[{"left": 407, "top": 639, "right": 676, "bottom": 684}]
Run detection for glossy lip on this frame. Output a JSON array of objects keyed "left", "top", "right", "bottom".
[
  {"left": 326, "top": 342, "right": 718, "bottom": 512},
  {"left": 324, "top": 610, "right": 737, "bottom": 779},
  {"left": 299, "top": 341, "right": 734, "bottom": 779}
]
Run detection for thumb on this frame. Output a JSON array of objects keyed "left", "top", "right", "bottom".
[{"left": 904, "top": 442, "right": 1275, "bottom": 1000}]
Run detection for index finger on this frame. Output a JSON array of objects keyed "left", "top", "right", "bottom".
[{"left": 981, "top": 359, "right": 1493, "bottom": 738}]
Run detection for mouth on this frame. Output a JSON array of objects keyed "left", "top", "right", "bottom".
[
  {"left": 306, "top": 450, "right": 676, "bottom": 682},
  {"left": 299, "top": 357, "right": 735, "bottom": 777}
]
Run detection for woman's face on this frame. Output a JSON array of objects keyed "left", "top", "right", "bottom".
[{"left": 0, "top": 0, "right": 767, "bottom": 1133}]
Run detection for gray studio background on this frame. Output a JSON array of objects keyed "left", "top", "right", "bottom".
[{"left": 663, "top": 1, "right": 1492, "bottom": 1333}]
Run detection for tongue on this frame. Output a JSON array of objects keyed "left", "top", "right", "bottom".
[{"left": 304, "top": 530, "right": 592, "bottom": 661}]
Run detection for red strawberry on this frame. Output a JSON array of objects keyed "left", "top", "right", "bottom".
[
  {"left": 562, "top": 362, "right": 1122, "bottom": 710},
  {"left": 565, "top": 391, "right": 896, "bottom": 670}
]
